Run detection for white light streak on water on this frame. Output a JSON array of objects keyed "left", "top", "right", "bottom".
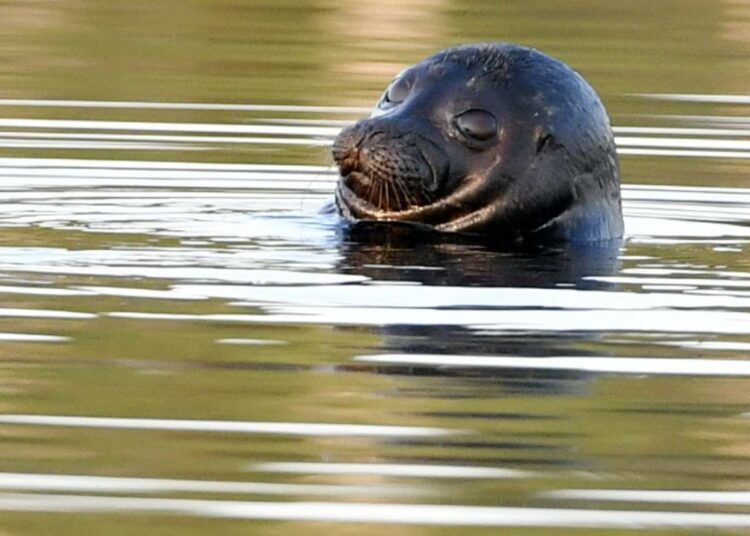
[
  {"left": 0, "top": 266, "right": 365, "bottom": 285},
  {"left": 108, "top": 308, "right": 750, "bottom": 335},
  {"left": 252, "top": 462, "right": 528, "bottom": 479},
  {"left": 545, "top": 489, "right": 750, "bottom": 505},
  {"left": 0, "top": 192, "right": 324, "bottom": 200},
  {"left": 0, "top": 99, "right": 370, "bottom": 114},
  {"left": 587, "top": 276, "right": 750, "bottom": 288},
  {"left": 0, "top": 285, "right": 93, "bottom": 296},
  {"left": 623, "top": 267, "right": 750, "bottom": 279},
  {"left": 0, "top": 157, "right": 332, "bottom": 173},
  {"left": 0, "top": 308, "right": 95, "bottom": 319},
  {"left": 175, "top": 283, "right": 750, "bottom": 310},
  {"left": 615, "top": 126, "right": 750, "bottom": 137},
  {"left": 618, "top": 148, "right": 750, "bottom": 159},
  {"left": 217, "top": 338, "right": 286, "bottom": 346},
  {"left": 626, "top": 203, "right": 750, "bottom": 221},
  {"left": 0, "top": 177, "right": 332, "bottom": 190},
  {"left": 355, "top": 354, "right": 750, "bottom": 377},
  {"left": 623, "top": 185, "right": 750, "bottom": 203},
  {"left": 73, "top": 286, "right": 207, "bottom": 301},
  {"left": 0, "top": 118, "right": 341, "bottom": 137},
  {"left": 0, "top": 415, "right": 459, "bottom": 438},
  {"left": 3, "top": 168, "right": 335, "bottom": 181},
  {"left": 0, "top": 333, "right": 69, "bottom": 343},
  {"left": 616, "top": 136, "right": 750, "bottom": 151},
  {"left": 0, "top": 166, "right": 335, "bottom": 183},
  {"left": 0, "top": 472, "right": 408, "bottom": 497},
  {"left": 0, "top": 132, "right": 332, "bottom": 147},
  {"left": 637, "top": 93, "right": 750, "bottom": 104},
  {"left": 624, "top": 216, "right": 750, "bottom": 238},
  {"left": 0, "top": 494, "right": 749, "bottom": 528},
  {"left": 655, "top": 115, "right": 750, "bottom": 128},
  {"left": 264, "top": 118, "right": 353, "bottom": 127},
  {"left": 0, "top": 140, "right": 204, "bottom": 151}
]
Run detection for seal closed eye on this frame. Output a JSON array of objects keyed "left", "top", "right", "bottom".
[{"left": 332, "top": 42, "right": 624, "bottom": 244}]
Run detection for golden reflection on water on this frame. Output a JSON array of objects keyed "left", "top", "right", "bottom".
[{"left": 317, "top": 0, "right": 448, "bottom": 83}]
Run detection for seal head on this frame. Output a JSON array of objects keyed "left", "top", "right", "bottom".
[{"left": 332, "top": 43, "right": 623, "bottom": 244}]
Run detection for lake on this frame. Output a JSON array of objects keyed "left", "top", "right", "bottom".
[{"left": 1, "top": 0, "right": 750, "bottom": 534}]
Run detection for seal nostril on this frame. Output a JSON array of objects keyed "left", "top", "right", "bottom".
[
  {"left": 333, "top": 139, "right": 361, "bottom": 177},
  {"left": 332, "top": 138, "right": 349, "bottom": 163},
  {"left": 332, "top": 122, "right": 370, "bottom": 164},
  {"left": 338, "top": 152, "right": 358, "bottom": 176}
]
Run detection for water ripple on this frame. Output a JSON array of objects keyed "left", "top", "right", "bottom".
[
  {"left": 0, "top": 472, "right": 409, "bottom": 497},
  {"left": 0, "top": 494, "right": 749, "bottom": 528},
  {"left": 0, "top": 415, "right": 461, "bottom": 438},
  {"left": 355, "top": 354, "right": 750, "bottom": 377}
]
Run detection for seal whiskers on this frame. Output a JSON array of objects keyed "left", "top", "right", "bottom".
[{"left": 336, "top": 173, "right": 492, "bottom": 224}]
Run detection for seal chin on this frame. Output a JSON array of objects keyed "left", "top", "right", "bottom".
[
  {"left": 335, "top": 178, "right": 384, "bottom": 220},
  {"left": 340, "top": 169, "right": 434, "bottom": 214},
  {"left": 335, "top": 174, "right": 497, "bottom": 231},
  {"left": 335, "top": 179, "right": 411, "bottom": 221}
]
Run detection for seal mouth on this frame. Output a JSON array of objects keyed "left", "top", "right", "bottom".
[
  {"left": 335, "top": 174, "right": 499, "bottom": 233},
  {"left": 338, "top": 167, "right": 434, "bottom": 214}
]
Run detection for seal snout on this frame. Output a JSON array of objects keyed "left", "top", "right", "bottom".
[
  {"left": 332, "top": 124, "right": 365, "bottom": 177},
  {"left": 333, "top": 121, "right": 437, "bottom": 213}
]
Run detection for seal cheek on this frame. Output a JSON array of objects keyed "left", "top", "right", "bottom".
[
  {"left": 532, "top": 124, "right": 561, "bottom": 155},
  {"left": 413, "top": 136, "right": 451, "bottom": 194}
]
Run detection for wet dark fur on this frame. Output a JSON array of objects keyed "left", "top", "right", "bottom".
[{"left": 332, "top": 43, "right": 624, "bottom": 244}]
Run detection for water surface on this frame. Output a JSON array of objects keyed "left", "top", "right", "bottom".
[{"left": 2, "top": 1, "right": 750, "bottom": 534}]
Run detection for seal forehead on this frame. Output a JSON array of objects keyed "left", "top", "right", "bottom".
[
  {"left": 406, "top": 56, "right": 507, "bottom": 110},
  {"left": 427, "top": 44, "right": 514, "bottom": 83},
  {"left": 406, "top": 45, "right": 539, "bottom": 111}
]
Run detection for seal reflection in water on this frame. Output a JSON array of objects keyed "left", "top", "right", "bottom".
[{"left": 333, "top": 43, "right": 624, "bottom": 244}]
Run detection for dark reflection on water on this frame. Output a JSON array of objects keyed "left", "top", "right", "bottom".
[
  {"left": 338, "top": 221, "right": 622, "bottom": 288},
  {"left": 337, "top": 223, "right": 621, "bottom": 402}
]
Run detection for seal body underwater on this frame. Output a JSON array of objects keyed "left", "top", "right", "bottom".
[{"left": 332, "top": 43, "right": 623, "bottom": 244}]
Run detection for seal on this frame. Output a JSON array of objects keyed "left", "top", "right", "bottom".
[{"left": 332, "top": 43, "right": 624, "bottom": 244}]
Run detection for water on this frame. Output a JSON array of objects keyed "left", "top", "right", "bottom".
[{"left": 2, "top": 1, "right": 750, "bottom": 534}]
